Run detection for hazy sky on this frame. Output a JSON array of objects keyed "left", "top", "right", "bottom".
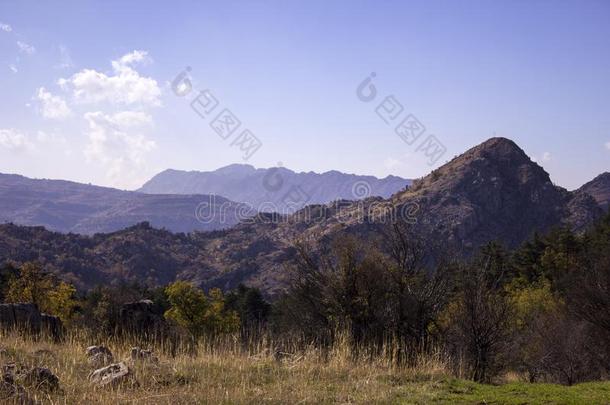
[{"left": 0, "top": 0, "right": 608, "bottom": 190}]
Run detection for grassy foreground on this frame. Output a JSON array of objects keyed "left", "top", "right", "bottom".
[{"left": 1, "top": 333, "right": 609, "bottom": 404}]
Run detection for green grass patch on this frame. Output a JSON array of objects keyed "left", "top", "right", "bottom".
[{"left": 397, "top": 379, "right": 610, "bottom": 404}]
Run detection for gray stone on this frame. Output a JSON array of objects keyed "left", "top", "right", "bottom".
[
  {"left": 129, "top": 347, "right": 158, "bottom": 364},
  {"left": 0, "top": 303, "right": 63, "bottom": 341},
  {"left": 21, "top": 367, "right": 59, "bottom": 391},
  {"left": 88, "top": 362, "right": 131, "bottom": 388},
  {"left": 86, "top": 346, "right": 114, "bottom": 368}
]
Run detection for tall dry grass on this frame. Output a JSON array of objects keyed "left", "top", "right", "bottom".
[{"left": 0, "top": 329, "right": 453, "bottom": 404}]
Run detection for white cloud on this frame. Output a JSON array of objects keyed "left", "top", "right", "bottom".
[
  {"left": 35, "top": 87, "right": 72, "bottom": 120},
  {"left": 59, "top": 50, "right": 161, "bottom": 107},
  {"left": 605, "top": 142, "right": 610, "bottom": 151},
  {"left": 8, "top": 64, "right": 17, "bottom": 73},
  {"left": 0, "top": 128, "right": 34, "bottom": 152},
  {"left": 111, "top": 50, "right": 149, "bottom": 72},
  {"left": 84, "top": 111, "right": 156, "bottom": 188},
  {"left": 17, "top": 40, "right": 35, "bottom": 54},
  {"left": 0, "top": 23, "right": 12, "bottom": 32},
  {"left": 532, "top": 151, "right": 552, "bottom": 164}
]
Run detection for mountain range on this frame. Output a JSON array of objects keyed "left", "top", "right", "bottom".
[
  {"left": 0, "top": 166, "right": 406, "bottom": 234},
  {"left": 0, "top": 137, "right": 607, "bottom": 296},
  {"left": 0, "top": 173, "right": 245, "bottom": 234},
  {"left": 139, "top": 165, "right": 411, "bottom": 212}
]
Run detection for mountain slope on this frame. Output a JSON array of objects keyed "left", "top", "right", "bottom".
[
  {"left": 0, "top": 173, "right": 247, "bottom": 234},
  {"left": 577, "top": 172, "right": 610, "bottom": 211},
  {"left": 389, "top": 137, "right": 603, "bottom": 247},
  {"left": 139, "top": 165, "right": 411, "bottom": 212},
  {"left": 0, "top": 138, "right": 604, "bottom": 296}
]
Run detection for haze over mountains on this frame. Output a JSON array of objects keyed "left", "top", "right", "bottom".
[
  {"left": 139, "top": 165, "right": 411, "bottom": 212},
  {"left": 0, "top": 173, "right": 246, "bottom": 234},
  {"left": 0, "top": 167, "right": 410, "bottom": 234},
  {"left": 0, "top": 137, "right": 607, "bottom": 295}
]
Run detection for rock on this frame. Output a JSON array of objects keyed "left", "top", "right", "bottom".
[
  {"left": 89, "top": 362, "right": 131, "bottom": 388},
  {"left": 86, "top": 346, "right": 114, "bottom": 368},
  {"left": 118, "top": 300, "right": 168, "bottom": 338},
  {"left": 86, "top": 345, "right": 113, "bottom": 357},
  {"left": 0, "top": 303, "right": 63, "bottom": 341},
  {"left": 129, "top": 347, "right": 158, "bottom": 364},
  {"left": 0, "top": 303, "right": 41, "bottom": 335},
  {"left": 20, "top": 367, "right": 59, "bottom": 391},
  {"left": 0, "top": 382, "right": 37, "bottom": 405},
  {"left": 1, "top": 362, "right": 24, "bottom": 380},
  {"left": 40, "top": 314, "right": 64, "bottom": 342}
]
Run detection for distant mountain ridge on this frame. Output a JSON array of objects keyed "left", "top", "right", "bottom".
[
  {"left": 139, "top": 165, "right": 411, "bottom": 212},
  {"left": 0, "top": 173, "right": 246, "bottom": 234},
  {"left": 1, "top": 137, "right": 608, "bottom": 296}
]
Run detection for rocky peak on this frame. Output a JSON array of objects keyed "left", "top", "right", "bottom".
[
  {"left": 577, "top": 172, "right": 610, "bottom": 210},
  {"left": 394, "top": 137, "right": 576, "bottom": 249},
  {"left": 401, "top": 137, "right": 553, "bottom": 200}
]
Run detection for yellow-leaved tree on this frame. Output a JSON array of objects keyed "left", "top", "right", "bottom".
[{"left": 164, "top": 281, "right": 239, "bottom": 342}]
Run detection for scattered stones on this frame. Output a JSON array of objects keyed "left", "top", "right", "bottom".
[
  {"left": 129, "top": 347, "right": 158, "bottom": 365},
  {"left": 86, "top": 346, "right": 114, "bottom": 368},
  {"left": 88, "top": 362, "right": 131, "bottom": 388},
  {"left": 21, "top": 367, "right": 60, "bottom": 391}
]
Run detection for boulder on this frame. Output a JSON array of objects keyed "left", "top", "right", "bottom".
[
  {"left": 1, "top": 362, "right": 17, "bottom": 377},
  {"left": 0, "top": 303, "right": 41, "bottom": 335},
  {"left": 20, "top": 367, "right": 59, "bottom": 391},
  {"left": 41, "top": 314, "right": 64, "bottom": 341},
  {"left": 0, "top": 303, "right": 63, "bottom": 341},
  {"left": 118, "top": 300, "right": 168, "bottom": 338},
  {"left": 0, "top": 377, "right": 37, "bottom": 405},
  {"left": 89, "top": 362, "right": 131, "bottom": 388},
  {"left": 129, "top": 347, "right": 159, "bottom": 364},
  {"left": 85, "top": 346, "right": 114, "bottom": 368}
]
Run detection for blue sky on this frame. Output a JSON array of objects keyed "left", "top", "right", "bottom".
[{"left": 0, "top": 0, "right": 608, "bottom": 190}]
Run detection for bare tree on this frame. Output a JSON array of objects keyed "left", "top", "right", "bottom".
[{"left": 450, "top": 256, "right": 512, "bottom": 383}]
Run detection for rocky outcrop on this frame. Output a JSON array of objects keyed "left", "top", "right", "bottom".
[
  {"left": 118, "top": 300, "right": 168, "bottom": 338},
  {"left": 388, "top": 138, "right": 604, "bottom": 251},
  {"left": 21, "top": 367, "right": 60, "bottom": 391},
  {"left": 0, "top": 303, "right": 63, "bottom": 341},
  {"left": 86, "top": 346, "right": 114, "bottom": 368},
  {"left": 41, "top": 314, "right": 63, "bottom": 342},
  {"left": 88, "top": 362, "right": 131, "bottom": 388},
  {"left": 129, "top": 347, "right": 158, "bottom": 365},
  {"left": 577, "top": 172, "right": 610, "bottom": 211}
]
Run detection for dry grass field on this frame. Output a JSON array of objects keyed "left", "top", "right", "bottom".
[{"left": 1, "top": 332, "right": 609, "bottom": 404}]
